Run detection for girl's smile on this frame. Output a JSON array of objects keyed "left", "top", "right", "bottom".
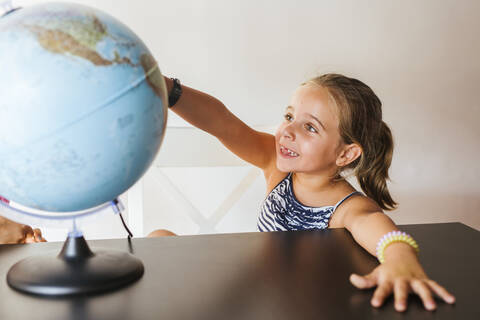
[{"left": 279, "top": 145, "right": 299, "bottom": 158}]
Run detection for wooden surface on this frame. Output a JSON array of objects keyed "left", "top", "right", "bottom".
[{"left": 0, "top": 222, "right": 478, "bottom": 320}]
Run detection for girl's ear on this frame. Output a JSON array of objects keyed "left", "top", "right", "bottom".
[{"left": 336, "top": 143, "right": 362, "bottom": 167}]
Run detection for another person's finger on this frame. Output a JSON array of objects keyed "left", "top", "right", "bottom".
[
  {"left": 371, "top": 281, "right": 393, "bottom": 308},
  {"left": 24, "top": 233, "right": 36, "bottom": 244},
  {"left": 33, "top": 228, "right": 46, "bottom": 242},
  {"left": 411, "top": 280, "right": 436, "bottom": 311},
  {"left": 393, "top": 279, "right": 410, "bottom": 312},
  {"left": 427, "top": 280, "right": 455, "bottom": 304},
  {"left": 19, "top": 225, "right": 34, "bottom": 243},
  {"left": 148, "top": 229, "right": 177, "bottom": 237}
]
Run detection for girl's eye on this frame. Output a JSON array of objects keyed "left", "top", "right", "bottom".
[
  {"left": 305, "top": 123, "right": 318, "bottom": 133},
  {"left": 284, "top": 113, "right": 293, "bottom": 121}
]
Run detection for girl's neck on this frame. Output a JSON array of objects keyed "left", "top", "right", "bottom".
[
  {"left": 291, "top": 171, "right": 341, "bottom": 194},
  {"left": 290, "top": 171, "right": 355, "bottom": 208}
]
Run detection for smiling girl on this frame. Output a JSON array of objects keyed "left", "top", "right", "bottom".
[{"left": 150, "top": 73, "right": 455, "bottom": 312}]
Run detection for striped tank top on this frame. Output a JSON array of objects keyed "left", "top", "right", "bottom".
[{"left": 257, "top": 173, "right": 361, "bottom": 232}]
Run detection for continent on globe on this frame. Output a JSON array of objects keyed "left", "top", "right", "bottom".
[
  {"left": 24, "top": 13, "right": 135, "bottom": 66},
  {"left": 141, "top": 53, "right": 167, "bottom": 98}
]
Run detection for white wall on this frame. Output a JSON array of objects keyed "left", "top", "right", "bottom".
[{"left": 13, "top": 0, "right": 480, "bottom": 240}]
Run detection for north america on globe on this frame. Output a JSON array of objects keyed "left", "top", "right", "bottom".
[{"left": 20, "top": 10, "right": 164, "bottom": 97}]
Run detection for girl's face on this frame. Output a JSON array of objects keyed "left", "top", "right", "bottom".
[{"left": 275, "top": 83, "right": 344, "bottom": 175}]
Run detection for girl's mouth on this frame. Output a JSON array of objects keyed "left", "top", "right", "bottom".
[{"left": 279, "top": 145, "right": 299, "bottom": 158}]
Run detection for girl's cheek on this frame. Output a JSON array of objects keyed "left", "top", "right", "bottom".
[{"left": 274, "top": 127, "right": 284, "bottom": 140}]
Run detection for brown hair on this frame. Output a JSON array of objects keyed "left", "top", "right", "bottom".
[{"left": 307, "top": 73, "right": 397, "bottom": 210}]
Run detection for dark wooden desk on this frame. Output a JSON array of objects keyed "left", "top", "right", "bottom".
[{"left": 0, "top": 223, "right": 478, "bottom": 319}]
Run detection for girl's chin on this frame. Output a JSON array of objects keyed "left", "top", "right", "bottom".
[{"left": 276, "top": 160, "right": 297, "bottom": 173}]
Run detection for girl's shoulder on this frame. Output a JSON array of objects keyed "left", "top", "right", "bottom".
[
  {"left": 329, "top": 192, "right": 383, "bottom": 228},
  {"left": 262, "top": 163, "right": 289, "bottom": 195}
]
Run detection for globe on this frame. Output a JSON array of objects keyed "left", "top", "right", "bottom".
[
  {"left": 0, "top": 2, "right": 168, "bottom": 296},
  {"left": 0, "top": 1, "right": 168, "bottom": 213}
]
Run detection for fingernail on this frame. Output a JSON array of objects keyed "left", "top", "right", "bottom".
[
  {"left": 427, "top": 302, "right": 436, "bottom": 310},
  {"left": 447, "top": 296, "right": 456, "bottom": 304}
]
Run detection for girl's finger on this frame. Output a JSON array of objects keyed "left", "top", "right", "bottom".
[
  {"left": 350, "top": 272, "right": 377, "bottom": 289},
  {"left": 371, "top": 281, "right": 393, "bottom": 308},
  {"left": 393, "top": 280, "right": 410, "bottom": 312},
  {"left": 426, "top": 280, "right": 455, "bottom": 304},
  {"left": 411, "top": 280, "right": 436, "bottom": 311}
]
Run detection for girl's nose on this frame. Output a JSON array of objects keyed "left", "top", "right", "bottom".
[{"left": 283, "top": 124, "right": 296, "bottom": 140}]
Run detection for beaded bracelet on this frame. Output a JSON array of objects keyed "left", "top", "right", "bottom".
[{"left": 375, "top": 231, "right": 419, "bottom": 264}]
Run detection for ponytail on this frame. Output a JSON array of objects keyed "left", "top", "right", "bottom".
[{"left": 355, "top": 121, "right": 397, "bottom": 210}]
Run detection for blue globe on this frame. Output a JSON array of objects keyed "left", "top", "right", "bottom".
[{"left": 0, "top": 2, "right": 168, "bottom": 212}]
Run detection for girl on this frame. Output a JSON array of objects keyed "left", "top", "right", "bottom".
[{"left": 151, "top": 73, "right": 455, "bottom": 312}]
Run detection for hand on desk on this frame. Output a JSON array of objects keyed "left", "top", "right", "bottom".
[
  {"left": 0, "top": 216, "right": 46, "bottom": 244},
  {"left": 349, "top": 243, "right": 455, "bottom": 312}
]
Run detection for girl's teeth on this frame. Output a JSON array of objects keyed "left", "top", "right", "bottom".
[{"left": 281, "top": 146, "right": 298, "bottom": 156}]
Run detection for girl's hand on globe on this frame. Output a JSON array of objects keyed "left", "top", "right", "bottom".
[{"left": 0, "top": 216, "right": 46, "bottom": 244}]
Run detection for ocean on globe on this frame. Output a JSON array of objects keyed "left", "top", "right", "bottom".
[{"left": 0, "top": 2, "right": 168, "bottom": 212}]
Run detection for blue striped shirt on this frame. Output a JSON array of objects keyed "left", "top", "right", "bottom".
[{"left": 258, "top": 173, "right": 361, "bottom": 232}]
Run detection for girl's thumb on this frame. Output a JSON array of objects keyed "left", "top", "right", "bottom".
[{"left": 349, "top": 273, "right": 377, "bottom": 289}]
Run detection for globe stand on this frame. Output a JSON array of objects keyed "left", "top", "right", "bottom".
[
  {"left": 1, "top": 198, "right": 145, "bottom": 297},
  {"left": 6, "top": 231, "right": 144, "bottom": 296}
]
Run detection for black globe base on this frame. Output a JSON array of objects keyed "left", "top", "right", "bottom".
[{"left": 6, "top": 234, "right": 144, "bottom": 296}]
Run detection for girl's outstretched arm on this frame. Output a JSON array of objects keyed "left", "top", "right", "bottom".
[
  {"left": 164, "top": 77, "right": 276, "bottom": 171},
  {"left": 338, "top": 197, "right": 455, "bottom": 312}
]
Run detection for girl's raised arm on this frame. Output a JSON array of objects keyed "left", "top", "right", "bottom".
[{"left": 164, "top": 77, "right": 276, "bottom": 171}]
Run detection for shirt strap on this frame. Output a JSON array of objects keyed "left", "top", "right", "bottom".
[{"left": 333, "top": 191, "right": 362, "bottom": 212}]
